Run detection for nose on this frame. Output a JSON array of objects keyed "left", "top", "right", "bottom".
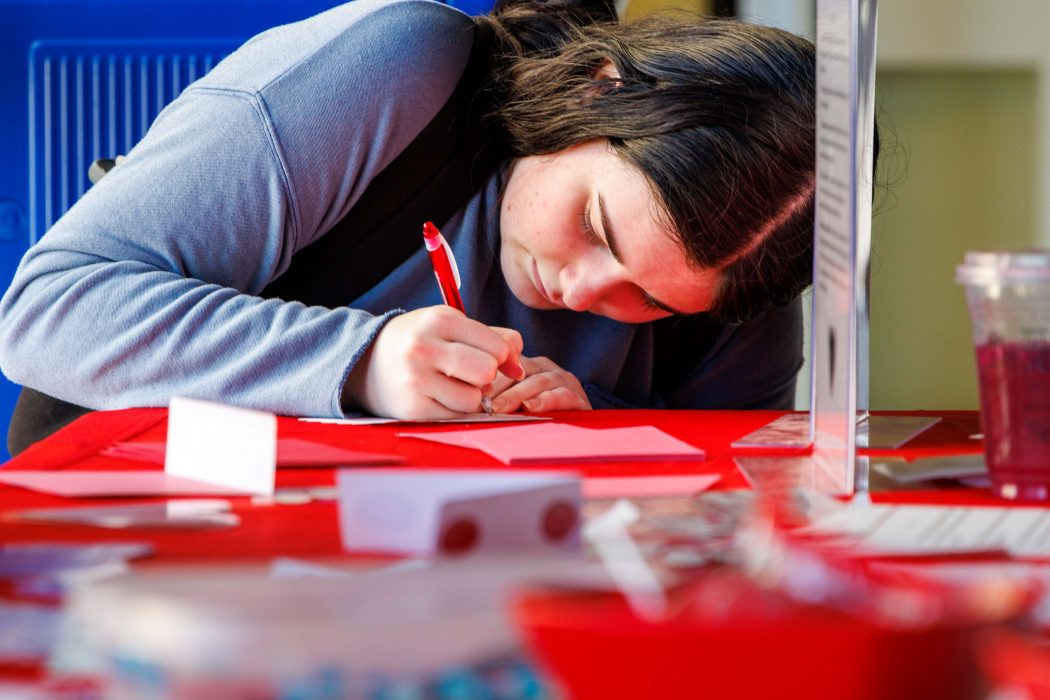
[{"left": 559, "top": 257, "right": 623, "bottom": 312}]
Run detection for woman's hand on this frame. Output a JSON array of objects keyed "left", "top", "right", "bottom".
[
  {"left": 343, "top": 307, "right": 524, "bottom": 419},
  {"left": 489, "top": 355, "right": 592, "bottom": 414}
]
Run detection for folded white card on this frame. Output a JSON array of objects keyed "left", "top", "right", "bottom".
[
  {"left": 0, "top": 398, "right": 280, "bottom": 499},
  {"left": 166, "top": 397, "right": 277, "bottom": 496},
  {"left": 337, "top": 469, "right": 581, "bottom": 557}
]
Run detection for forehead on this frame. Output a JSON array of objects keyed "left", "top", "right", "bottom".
[{"left": 592, "top": 147, "right": 720, "bottom": 314}]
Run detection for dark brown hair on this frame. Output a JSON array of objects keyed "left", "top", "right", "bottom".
[{"left": 481, "top": 2, "right": 826, "bottom": 324}]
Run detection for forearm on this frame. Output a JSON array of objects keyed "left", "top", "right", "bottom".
[
  {"left": 0, "top": 0, "right": 478, "bottom": 417},
  {"left": 0, "top": 249, "right": 397, "bottom": 417}
]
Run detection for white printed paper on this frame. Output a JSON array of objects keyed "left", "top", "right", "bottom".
[{"left": 806, "top": 503, "right": 1050, "bottom": 558}]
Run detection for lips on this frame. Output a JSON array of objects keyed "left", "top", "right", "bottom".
[{"left": 531, "top": 258, "right": 553, "bottom": 305}]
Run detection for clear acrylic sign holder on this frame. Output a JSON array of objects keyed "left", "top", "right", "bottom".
[{"left": 735, "top": 0, "right": 937, "bottom": 497}]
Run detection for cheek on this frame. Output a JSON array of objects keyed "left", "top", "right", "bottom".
[
  {"left": 502, "top": 166, "right": 575, "bottom": 255},
  {"left": 501, "top": 182, "right": 535, "bottom": 250},
  {"left": 503, "top": 200, "right": 559, "bottom": 260},
  {"left": 498, "top": 193, "right": 540, "bottom": 303}
]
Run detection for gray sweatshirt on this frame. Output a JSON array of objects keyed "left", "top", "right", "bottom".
[{"left": 0, "top": 0, "right": 803, "bottom": 417}]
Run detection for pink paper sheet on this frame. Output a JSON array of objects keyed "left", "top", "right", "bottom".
[
  {"left": 581, "top": 473, "right": 721, "bottom": 499},
  {"left": 399, "top": 423, "right": 705, "bottom": 464},
  {"left": 102, "top": 437, "right": 402, "bottom": 467},
  {"left": 0, "top": 471, "right": 252, "bottom": 497}
]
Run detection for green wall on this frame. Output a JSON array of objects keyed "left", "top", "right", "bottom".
[{"left": 870, "top": 69, "right": 1038, "bottom": 409}]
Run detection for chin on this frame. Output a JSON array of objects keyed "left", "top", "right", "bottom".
[
  {"left": 511, "top": 284, "right": 560, "bottom": 311},
  {"left": 513, "top": 287, "right": 559, "bottom": 311}
]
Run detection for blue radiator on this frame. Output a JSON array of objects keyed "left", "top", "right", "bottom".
[
  {"left": 0, "top": 0, "right": 492, "bottom": 460},
  {"left": 29, "top": 40, "right": 238, "bottom": 240}
]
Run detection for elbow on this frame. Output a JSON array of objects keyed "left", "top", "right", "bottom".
[
  {"left": 0, "top": 285, "right": 38, "bottom": 387},
  {"left": 0, "top": 256, "right": 68, "bottom": 388}
]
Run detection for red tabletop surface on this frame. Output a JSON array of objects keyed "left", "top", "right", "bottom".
[
  {"left": 0, "top": 408, "right": 984, "bottom": 563},
  {"left": 4, "top": 407, "right": 1038, "bottom": 698}
]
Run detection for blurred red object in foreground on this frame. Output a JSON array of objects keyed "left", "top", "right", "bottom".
[
  {"left": 982, "top": 630, "right": 1050, "bottom": 700},
  {"left": 514, "top": 575, "right": 994, "bottom": 700},
  {"left": 514, "top": 496, "right": 1039, "bottom": 700}
]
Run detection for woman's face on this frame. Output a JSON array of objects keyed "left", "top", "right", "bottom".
[{"left": 499, "top": 139, "right": 719, "bottom": 324}]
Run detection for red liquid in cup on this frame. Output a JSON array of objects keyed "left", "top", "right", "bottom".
[{"left": 976, "top": 341, "right": 1050, "bottom": 500}]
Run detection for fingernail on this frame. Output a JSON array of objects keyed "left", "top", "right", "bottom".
[
  {"left": 523, "top": 399, "right": 538, "bottom": 411},
  {"left": 514, "top": 363, "right": 526, "bottom": 380},
  {"left": 490, "top": 398, "right": 506, "bottom": 413}
]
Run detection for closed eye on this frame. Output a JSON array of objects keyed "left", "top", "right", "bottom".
[
  {"left": 588, "top": 195, "right": 686, "bottom": 317},
  {"left": 640, "top": 292, "right": 672, "bottom": 314},
  {"left": 581, "top": 203, "right": 603, "bottom": 246}
]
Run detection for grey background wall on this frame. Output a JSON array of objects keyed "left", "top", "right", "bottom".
[
  {"left": 873, "top": 0, "right": 1048, "bottom": 410},
  {"left": 733, "top": 0, "right": 1045, "bottom": 411},
  {"left": 871, "top": 68, "right": 1037, "bottom": 409}
]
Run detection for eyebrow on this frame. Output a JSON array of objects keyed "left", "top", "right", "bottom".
[{"left": 597, "top": 193, "right": 688, "bottom": 316}]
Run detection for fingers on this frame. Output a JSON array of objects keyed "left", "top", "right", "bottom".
[
  {"left": 490, "top": 355, "right": 592, "bottom": 414},
  {"left": 424, "top": 313, "right": 523, "bottom": 383},
  {"left": 343, "top": 307, "right": 526, "bottom": 420},
  {"left": 423, "top": 371, "right": 489, "bottom": 414},
  {"left": 430, "top": 319, "right": 521, "bottom": 413},
  {"left": 523, "top": 386, "right": 590, "bottom": 412},
  {"left": 431, "top": 341, "right": 502, "bottom": 389},
  {"left": 440, "top": 316, "right": 521, "bottom": 373},
  {"left": 490, "top": 327, "right": 526, "bottom": 380}
]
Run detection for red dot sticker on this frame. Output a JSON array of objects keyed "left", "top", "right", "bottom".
[
  {"left": 541, "top": 501, "right": 578, "bottom": 542},
  {"left": 439, "top": 517, "right": 479, "bottom": 555}
]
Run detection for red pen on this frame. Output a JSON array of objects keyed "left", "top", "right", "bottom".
[
  {"left": 422, "top": 221, "right": 465, "bottom": 312},
  {"left": 422, "top": 221, "right": 492, "bottom": 413}
]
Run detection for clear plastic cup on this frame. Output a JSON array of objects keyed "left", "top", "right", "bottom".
[{"left": 956, "top": 251, "right": 1050, "bottom": 501}]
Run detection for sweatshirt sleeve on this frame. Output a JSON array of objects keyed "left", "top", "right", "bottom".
[{"left": 0, "top": 0, "right": 474, "bottom": 417}]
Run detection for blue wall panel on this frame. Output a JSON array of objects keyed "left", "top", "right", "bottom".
[
  {"left": 1, "top": 0, "right": 492, "bottom": 461},
  {"left": 29, "top": 40, "right": 238, "bottom": 241}
]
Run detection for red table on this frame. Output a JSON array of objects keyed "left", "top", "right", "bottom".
[
  {"left": 0, "top": 408, "right": 1001, "bottom": 696},
  {"left": 0, "top": 408, "right": 985, "bottom": 561}
]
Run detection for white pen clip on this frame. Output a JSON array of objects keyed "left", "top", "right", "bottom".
[{"left": 439, "top": 234, "right": 462, "bottom": 290}]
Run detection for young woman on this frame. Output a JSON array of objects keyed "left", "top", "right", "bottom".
[{"left": 0, "top": 0, "right": 824, "bottom": 453}]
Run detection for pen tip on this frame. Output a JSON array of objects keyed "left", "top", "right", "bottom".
[{"left": 422, "top": 221, "right": 438, "bottom": 240}]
